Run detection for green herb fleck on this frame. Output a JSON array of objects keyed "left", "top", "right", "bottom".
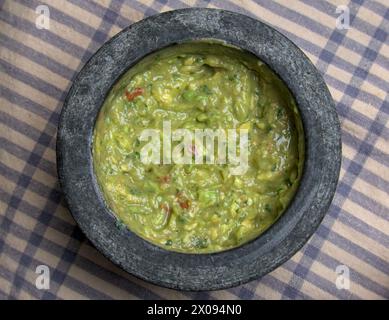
[
  {"left": 192, "top": 236, "right": 208, "bottom": 249},
  {"left": 115, "top": 219, "right": 127, "bottom": 231},
  {"left": 264, "top": 204, "right": 272, "bottom": 213},
  {"left": 200, "top": 84, "right": 212, "bottom": 95}
]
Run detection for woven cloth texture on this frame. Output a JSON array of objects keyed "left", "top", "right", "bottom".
[{"left": 0, "top": 0, "right": 388, "bottom": 300}]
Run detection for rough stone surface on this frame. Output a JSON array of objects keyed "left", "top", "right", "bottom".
[{"left": 57, "top": 8, "right": 342, "bottom": 291}]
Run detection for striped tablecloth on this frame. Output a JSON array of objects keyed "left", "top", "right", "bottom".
[{"left": 0, "top": 0, "right": 388, "bottom": 300}]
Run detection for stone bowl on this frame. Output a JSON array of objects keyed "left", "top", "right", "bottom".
[{"left": 57, "top": 8, "right": 341, "bottom": 291}]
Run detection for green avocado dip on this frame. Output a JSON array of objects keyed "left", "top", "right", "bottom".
[{"left": 92, "top": 41, "right": 304, "bottom": 253}]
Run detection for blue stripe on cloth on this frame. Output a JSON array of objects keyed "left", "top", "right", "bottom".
[
  {"left": 0, "top": 137, "right": 57, "bottom": 174},
  {"left": 0, "top": 34, "right": 75, "bottom": 81},
  {"left": 300, "top": 242, "right": 389, "bottom": 299},
  {"left": 0, "top": 85, "right": 60, "bottom": 123},
  {"left": 0, "top": 11, "right": 92, "bottom": 60},
  {"left": 282, "top": 259, "right": 357, "bottom": 299},
  {"left": 1, "top": 59, "right": 65, "bottom": 100}
]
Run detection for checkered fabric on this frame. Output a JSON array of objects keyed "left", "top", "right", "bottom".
[{"left": 0, "top": 0, "right": 388, "bottom": 300}]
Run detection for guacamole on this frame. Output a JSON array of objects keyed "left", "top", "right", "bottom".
[{"left": 92, "top": 42, "right": 304, "bottom": 253}]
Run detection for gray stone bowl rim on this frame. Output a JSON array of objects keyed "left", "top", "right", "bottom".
[{"left": 56, "top": 8, "right": 341, "bottom": 291}]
